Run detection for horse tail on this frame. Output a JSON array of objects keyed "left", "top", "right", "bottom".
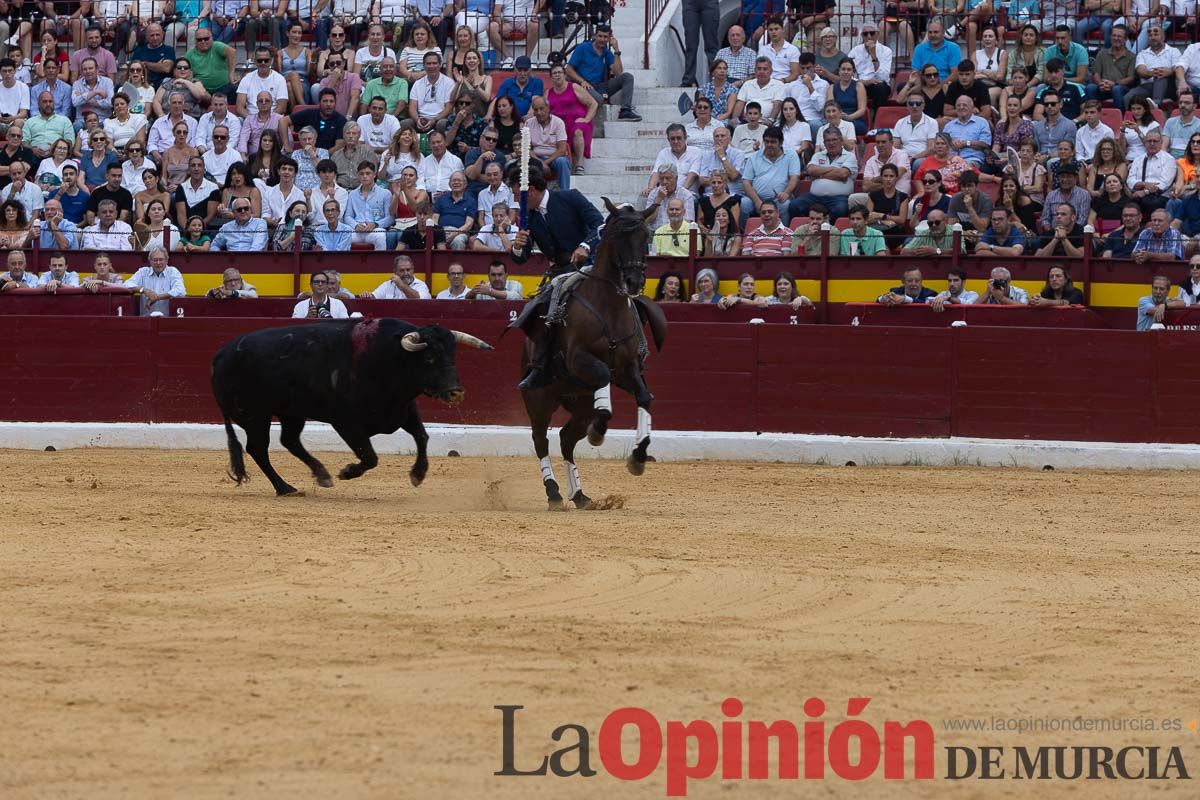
[{"left": 224, "top": 417, "right": 248, "bottom": 485}]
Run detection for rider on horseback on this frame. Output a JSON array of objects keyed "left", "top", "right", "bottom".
[{"left": 507, "top": 162, "right": 606, "bottom": 391}]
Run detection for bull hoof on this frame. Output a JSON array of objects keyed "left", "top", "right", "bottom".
[
  {"left": 626, "top": 456, "right": 646, "bottom": 476},
  {"left": 277, "top": 487, "right": 305, "bottom": 497},
  {"left": 316, "top": 474, "right": 334, "bottom": 488},
  {"left": 570, "top": 490, "right": 592, "bottom": 509}
]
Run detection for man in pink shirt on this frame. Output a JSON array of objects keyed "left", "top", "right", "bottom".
[
  {"left": 524, "top": 96, "right": 572, "bottom": 189},
  {"left": 318, "top": 54, "right": 363, "bottom": 118},
  {"left": 69, "top": 26, "right": 118, "bottom": 78}
]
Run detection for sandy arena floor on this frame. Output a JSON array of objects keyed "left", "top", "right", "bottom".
[{"left": 0, "top": 448, "right": 1197, "bottom": 799}]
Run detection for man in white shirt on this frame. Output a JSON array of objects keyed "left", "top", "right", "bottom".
[
  {"left": 1074, "top": 100, "right": 1116, "bottom": 162},
  {"left": 0, "top": 59, "right": 30, "bottom": 124},
  {"left": 146, "top": 92, "right": 199, "bottom": 158},
  {"left": 646, "top": 123, "right": 702, "bottom": 195},
  {"left": 847, "top": 23, "right": 894, "bottom": 110},
  {"left": 475, "top": 161, "right": 514, "bottom": 227},
  {"left": 0, "top": 159, "right": 43, "bottom": 218},
  {"left": 1182, "top": 41, "right": 1200, "bottom": 98},
  {"left": 757, "top": 18, "right": 799, "bottom": 82},
  {"left": 1127, "top": 129, "right": 1178, "bottom": 215},
  {"left": 733, "top": 57, "right": 785, "bottom": 122},
  {"left": 1129, "top": 23, "right": 1184, "bottom": 107},
  {"left": 195, "top": 93, "right": 243, "bottom": 152},
  {"left": 124, "top": 247, "right": 186, "bottom": 314},
  {"left": 469, "top": 259, "right": 524, "bottom": 299},
  {"left": 262, "top": 157, "right": 306, "bottom": 227},
  {"left": 695, "top": 125, "right": 745, "bottom": 196},
  {"left": 787, "top": 54, "right": 830, "bottom": 139},
  {"left": 470, "top": 202, "right": 518, "bottom": 253},
  {"left": 893, "top": 94, "right": 938, "bottom": 171},
  {"left": 416, "top": 130, "right": 464, "bottom": 196},
  {"left": 363, "top": 255, "right": 432, "bottom": 299},
  {"left": 356, "top": 96, "right": 400, "bottom": 153},
  {"left": 436, "top": 262, "right": 471, "bottom": 299},
  {"left": 236, "top": 47, "right": 289, "bottom": 116},
  {"left": 293, "top": 271, "right": 350, "bottom": 318},
  {"left": 643, "top": 164, "right": 696, "bottom": 228},
  {"left": 202, "top": 125, "right": 242, "bottom": 185},
  {"left": 405, "top": 51, "right": 456, "bottom": 134},
  {"left": 82, "top": 199, "right": 135, "bottom": 250}
]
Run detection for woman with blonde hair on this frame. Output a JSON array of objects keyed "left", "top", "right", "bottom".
[{"left": 380, "top": 126, "right": 423, "bottom": 187}]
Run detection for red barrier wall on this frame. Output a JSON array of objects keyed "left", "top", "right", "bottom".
[{"left": 0, "top": 316, "right": 1195, "bottom": 444}]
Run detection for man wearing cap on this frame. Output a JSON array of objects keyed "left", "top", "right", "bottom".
[
  {"left": 566, "top": 24, "right": 642, "bottom": 122},
  {"left": 1040, "top": 161, "right": 1091, "bottom": 229},
  {"left": 848, "top": 23, "right": 893, "bottom": 110},
  {"left": 912, "top": 21, "right": 962, "bottom": 83},
  {"left": 492, "top": 56, "right": 544, "bottom": 118}
]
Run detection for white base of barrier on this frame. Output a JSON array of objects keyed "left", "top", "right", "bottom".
[{"left": 2, "top": 422, "right": 1199, "bottom": 470}]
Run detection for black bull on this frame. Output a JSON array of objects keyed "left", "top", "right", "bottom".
[{"left": 212, "top": 318, "right": 492, "bottom": 496}]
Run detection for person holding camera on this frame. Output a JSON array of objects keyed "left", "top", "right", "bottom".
[
  {"left": 979, "top": 266, "right": 1029, "bottom": 305},
  {"left": 293, "top": 270, "right": 350, "bottom": 318}
]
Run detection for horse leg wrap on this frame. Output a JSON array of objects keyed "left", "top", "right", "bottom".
[
  {"left": 564, "top": 460, "right": 582, "bottom": 498},
  {"left": 539, "top": 456, "right": 557, "bottom": 484},
  {"left": 636, "top": 407, "right": 652, "bottom": 446},
  {"left": 594, "top": 384, "right": 612, "bottom": 414}
]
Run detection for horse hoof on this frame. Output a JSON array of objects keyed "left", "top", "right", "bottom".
[
  {"left": 587, "top": 430, "right": 606, "bottom": 447},
  {"left": 277, "top": 488, "right": 305, "bottom": 498},
  {"left": 316, "top": 475, "right": 334, "bottom": 488},
  {"left": 570, "top": 491, "right": 592, "bottom": 509},
  {"left": 547, "top": 500, "right": 566, "bottom": 512},
  {"left": 339, "top": 465, "right": 362, "bottom": 480},
  {"left": 410, "top": 471, "right": 425, "bottom": 487},
  {"left": 626, "top": 457, "right": 645, "bottom": 476},
  {"left": 545, "top": 479, "right": 563, "bottom": 503}
]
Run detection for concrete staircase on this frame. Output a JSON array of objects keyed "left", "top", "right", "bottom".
[{"left": 568, "top": 1, "right": 685, "bottom": 210}]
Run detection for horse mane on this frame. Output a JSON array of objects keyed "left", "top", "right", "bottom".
[{"left": 596, "top": 208, "right": 649, "bottom": 269}]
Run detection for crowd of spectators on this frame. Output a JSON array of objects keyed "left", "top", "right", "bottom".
[
  {"left": 651, "top": 8, "right": 1200, "bottom": 264},
  {"left": 0, "top": 6, "right": 642, "bottom": 257}
]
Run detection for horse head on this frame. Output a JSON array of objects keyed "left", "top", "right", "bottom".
[{"left": 599, "top": 196, "right": 657, "bottom": 296}]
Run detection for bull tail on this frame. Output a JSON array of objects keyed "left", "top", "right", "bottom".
[{"left": 224, "top": 417, "right": 248, "bottom": 485}]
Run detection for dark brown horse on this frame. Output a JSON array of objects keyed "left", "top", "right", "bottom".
[{"left": 519, "top": 199, "right": 668, "bottom": 510}]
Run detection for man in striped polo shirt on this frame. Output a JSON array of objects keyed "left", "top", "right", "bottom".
[{"left": 743, "top": 199, "right": 792, "bottom": 256}]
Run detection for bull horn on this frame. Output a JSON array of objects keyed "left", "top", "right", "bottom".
[
  {"left": 400, "top": 331, "right": 427, "bottom": 352},
  {"left": 451, "top": 330, "right": 494, "bottom": 351}
]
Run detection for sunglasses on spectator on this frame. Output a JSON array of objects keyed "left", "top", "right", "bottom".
[
  {"left": 234, "top": 205, "right": 251, "bottom": 212},
  {"left": 923, "top": 71, "right": 938, "bottom": 78},
  {"left": 929, "top": 219, "right": 944, "bottom": 224},
  {"left": 176, "top": 63, "right": 191, "bottom": 69},
  {"left": 130, "top": 67, "right": 143, "bottom": 72},
  {"left": 256, "top": 58, "right": 271, "bottom": 64},
  {"left": 127, "top": 147, "right": 142, "bottom": 153},
  {"left": 212, "top": 134, "right": 228, "bottom": 140},
  {"left": 1044, "top": 100, "right": 1060, "bottom": 106},
  {"left": 482, "top": 134, "right": 497, "bottom": 141},
  {"left": 863, "top": 31, "right": 877, "bottom": 36},
  {"left": 907, "top": 100, "right": 923, "bottom": 106},
  {"left": 331, "top": 31, "right": 345, "bottom": 37},
  {"left": 923, "top": 178, "right": 939, "bottom": 184},
  {"left": 195, "top": 35, "right": 211, "bottom": 41}
]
